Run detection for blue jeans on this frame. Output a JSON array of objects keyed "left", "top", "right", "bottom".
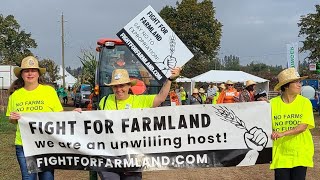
[{"left": 16, "top": 145, "right": 54, "bottom": 180}]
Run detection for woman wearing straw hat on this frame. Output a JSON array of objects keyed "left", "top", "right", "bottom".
[
  {"left": 217, "top": 80, "right": 238, "bottom": 104},
  {"left": 190, "top": 88, "right": 203, "bottom": 105},
  {"left": 239, "top": 80, "right": 257, "bottom": 102},
  {"left": 6, "top": 56, "right": 80, "bottom": 180},
  {"left": 270, "top": 68, "right": 314, "bottom": 180},
  {"left": 98, "top": 67, "right": 181, "bottom": 180}
]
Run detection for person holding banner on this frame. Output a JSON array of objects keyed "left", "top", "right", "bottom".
[
  {"left": 98, "top": 67, "right": 181, "bottom": 180},
  {"left": 270, "top": 67, "right": 314, "bottom": 180},
  {"left": 6, "top": 56, "right": 80, "bottom": 180}
]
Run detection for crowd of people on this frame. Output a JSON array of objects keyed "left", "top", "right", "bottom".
[
  {"left": 170, "top": 79, "right": 268, "bottom": 106},
  {"left": 6, "top": 55, "right": 315, "bottom": 180}
]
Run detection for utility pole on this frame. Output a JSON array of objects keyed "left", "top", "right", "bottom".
[{"left": 61, "top": 13, "right": 66, "bottom": 88}]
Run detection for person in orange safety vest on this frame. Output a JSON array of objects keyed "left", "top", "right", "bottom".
[{"left": 217, "top": 80, "right": 239, "bottom": 104}]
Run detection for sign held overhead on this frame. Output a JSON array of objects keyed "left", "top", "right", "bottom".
[{"left": 117, "top": 5, "right": 194, "bottom": 84}]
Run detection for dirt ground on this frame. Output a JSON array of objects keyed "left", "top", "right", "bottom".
[
  {"left": 54, "top": 139, "right": 320, "bottom": 180},
  {"left": 54, "top": 102, "right": 320, "bottom": 180}
]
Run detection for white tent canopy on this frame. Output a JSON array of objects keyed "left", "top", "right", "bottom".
[
  {"left": 55, "top": 65, "right": 77, "bottom": 88},
  {"left": 192, "top": 70, "right": 269, "bottom": 83},
  {"left": 176, "top": 76, "right": 194, "bottom": 95},
  {"left": 192, "top": 70, "right": 269, "bottom": 94}
]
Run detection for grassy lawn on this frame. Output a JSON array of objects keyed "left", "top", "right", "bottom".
[
  {"left": 0, "top": 113, "right": 20, "bottom": 180},
  {"left": 0, "top": 113, "right": 15, "bottom": 133}
]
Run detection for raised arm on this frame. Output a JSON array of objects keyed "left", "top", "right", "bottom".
[{"left": 153, "top": 67, "right": 181, "bottom": 107}]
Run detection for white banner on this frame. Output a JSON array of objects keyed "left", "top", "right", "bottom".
[
  {"left": 117, "top": 6, "right": 194, "bottom": 84},
  {"left": 19, "top": 102, "right": 272, "bottom": 173},
  {"left": 286, "top": 42, "right": 299, "bottom": 69}
]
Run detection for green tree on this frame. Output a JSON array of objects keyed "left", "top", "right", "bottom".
[
  {"left": 0, "top": 14, "right": 37, "bottom": 65},
  {"left": 74, "top": 67, "right": 82, "bottom": 77},
  {"left": 243, "top": 61, "right": 270, "bottom": 73},
  {"left": 66, "top": 66, "right": 72, "bottom": 74},
  {"left": 299, "top": 59, "right": 317, "bottom": 78},
  {"left": 160, "top": 0, "right": 222, "bottom": 77},
  {"left": 39, "top": 58, "right": 58, "bottom": 84},
  {"left": 78, "top": 50, "right": 97, "bottom": 88},
  {"left": 65, "top": 66, "right": 82, "bottom": 78},
  {"left": 298, "top": 4, "right": 320, "bottom": 62},
  {"left": 242, "top": 61, "right": 283, "bottom": 89},
  {"left": 222, "top": 55, "right": 240, "bottom": 70}
]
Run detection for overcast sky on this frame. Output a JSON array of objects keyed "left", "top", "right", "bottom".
[{"left": 1, "top": 0, "right": 320, "bottom": 68}]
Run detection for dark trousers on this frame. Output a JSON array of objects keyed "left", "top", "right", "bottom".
[
  {"left": 274, "top": 166, "right": 307, "bottom": 180},
  {"left": 63, "top": 96, "right": 68, "bottom": 104}
]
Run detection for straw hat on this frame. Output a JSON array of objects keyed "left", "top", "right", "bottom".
[
  {"left": 14, "top": 56, "right": 46, "bottom": 77},
  {"left": 192, "top": 88, "right": 199, "bottom": 94},
  {"left": 180, "top": 86, "right": 184, "bottom": 90},
  {"left": 225, "top": 80, "right": 234, "bottom": 85},
  {"left": 245, "top": 80, "right": 256, "bottom": 87},
  {"left": 105, "top": 69, "right": 137, "bottom": 86},
  {"left": 218, "top": 84, "right": 226, "bottom": 89},
  {"left": 274, "top": 68, "right": 307, "bottom": 91},
  {"left": 199, "top": 88, "right": 205, "bottom": 93}
]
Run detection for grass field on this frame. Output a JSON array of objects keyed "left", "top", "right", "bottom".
[{"left": 1, "top": 111, "right": 319, "bottom": 180}]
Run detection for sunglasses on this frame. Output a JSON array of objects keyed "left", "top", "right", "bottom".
[{"left": 227, "top": 84, "right": 233, "bottom": 86}]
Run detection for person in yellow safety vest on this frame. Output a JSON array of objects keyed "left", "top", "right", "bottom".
[
  {"left": 199, "top": 88, "right": 207, "bottom": 104},
  {"left": 213, "top": 84, "right": 225, "bottom": 104},
  {"left": 179, "top": 87, "right": 187, "bottom": 105},
  {"left": 98, "top": 67, "right": 181, "bottom": 180},
  {"left": 270, "top": 68, "right": 314, "bottom": 179}
]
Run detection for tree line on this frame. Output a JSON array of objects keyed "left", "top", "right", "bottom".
[{"left": 1, "top": 0, "right": 320, "bottom": 90}]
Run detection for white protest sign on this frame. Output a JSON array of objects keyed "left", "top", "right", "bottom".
[
  {"left": 19, "top": 102, "right": 272, "bottom": 173},
  {"left": 117, "top": 5, "right": 194, "bottom": 84}
]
